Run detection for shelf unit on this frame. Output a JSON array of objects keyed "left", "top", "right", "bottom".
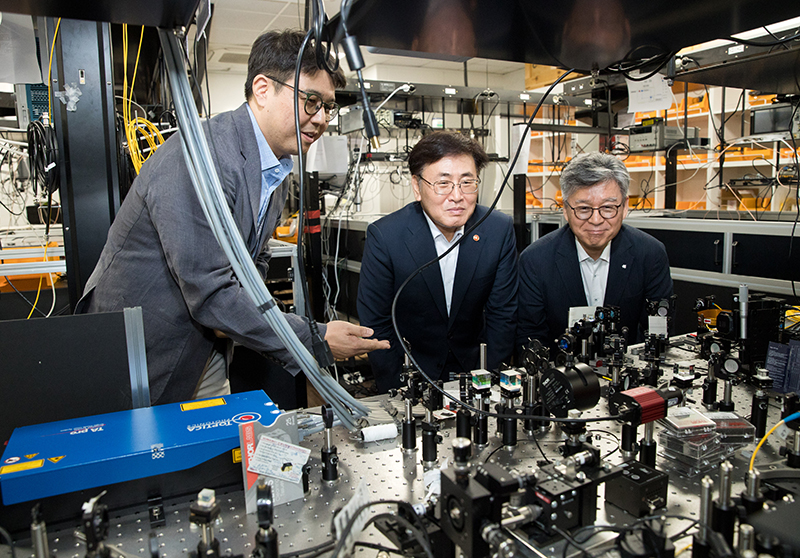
[{"left": 525, "top": 85, "right": 799, "bottom": 214}]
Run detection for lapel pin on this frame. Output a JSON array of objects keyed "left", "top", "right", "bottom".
[
  {"left": 622, "top": 264, "right": 627, "bottom": 269},
  {"left": 473, "top": 234, "right": 480, "bottom": 242}
]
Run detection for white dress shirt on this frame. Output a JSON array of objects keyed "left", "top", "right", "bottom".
[
  {"left": 423, "top": 212, "right": 464, "bottom": 316},
  {"left": 576, "top": 239, "right": 611, "bottom": 307}
]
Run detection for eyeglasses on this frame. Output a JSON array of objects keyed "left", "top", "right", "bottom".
[
  {"left": 265, "top": 76, "right": 340, "bottom": 122},
  {"left": 418, "top": 175, "right": 480, "bottom": 195},
  {"left": 564, "top": 201, "right": 622, "bottom": 220}
]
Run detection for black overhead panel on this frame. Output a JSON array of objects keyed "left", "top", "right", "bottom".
[
  {"left": 331, "top": 0, "right": 800, "bottom": 72},
  {"left": 675, "top": 44, "right": 800, "bottom": 95},
  {"left": 0, "top": 0, "right": 200, "bottom": 28}
]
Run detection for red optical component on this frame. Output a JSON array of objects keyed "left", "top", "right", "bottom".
[{"left": 621, "top": 386, "right": 666, "bottom": 424}]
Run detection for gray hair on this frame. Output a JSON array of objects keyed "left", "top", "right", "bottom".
[{"left": 560, "top": 152, "right": 630, "bottom": 203}]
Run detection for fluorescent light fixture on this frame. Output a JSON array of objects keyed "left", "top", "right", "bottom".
[{"left": 365, "top": 45, "right": 471, "bottom": 63}]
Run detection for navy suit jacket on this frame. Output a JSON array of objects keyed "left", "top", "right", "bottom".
[
  {"left": 517, "top": 224, "right": 673, "bottom": 355},
  {"left": 357, "top": 202, "right": 518, "bottom": 393}
]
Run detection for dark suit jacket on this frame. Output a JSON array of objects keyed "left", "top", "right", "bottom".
[
  {"left": 517, "top": 224, "right": 673, "bottom": 354},
  {"left": 76, "top": 103, "right": 316, "bottom": 404},
  {"left": 357, "top": 202, "right": 518, "bottom": 393}
]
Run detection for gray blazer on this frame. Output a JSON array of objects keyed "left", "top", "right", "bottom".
[{"left": 77, "top": 103, "right": 318, "bottom": 404}]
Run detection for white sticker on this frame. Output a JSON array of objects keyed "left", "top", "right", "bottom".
[
  {"left": 625, "top": 73, "right": 672, "bottom": 114},
  {"left": 568, "top": 306, "right": 597, "bottom": 328},
  {"left": 246, "top": 435, "right": 311, "bottom": 484},
  {"left": 648, "top": 315, "right": 668, "bottom": 336},
  {"left": 333, "top": 480, "right": 370, "bottom": 556}
]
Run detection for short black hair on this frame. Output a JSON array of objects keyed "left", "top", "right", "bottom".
[
  {"left": 245, "top": 29, "right": 346, "bottom": 100},
  {"left": 408, "top": 132, "right": 490, "bottom": 176}
]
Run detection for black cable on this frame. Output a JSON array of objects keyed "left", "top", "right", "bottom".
[
  {"left": 389, "top": 70, "right": 607, "bottom": 425},
  {"left": 562, "top": 515, "right": 704, "bottom": 558},
  {"left": 0, "top": 198, "right": 24, "bottom": 216},
  {"left": 483, "top": 445, "right": 503, "bottom": 463},
  {"left": 554, "top": 524, "right": 594, "bottom": 558},
  {"left": 608, "top": 46, "right": 670, "bottom": 72},
  {"left": 0, "top": 526, "right": 17, "bottom": 558},
  {"left": 763, "top": 26, "right": 792, "bottom": 51},
  {"left": 587, "top": 429, "right": 621, "bottom": 459},
  {"left": 291, "top": 30, "right": 334, "bottom": 368},
  {"left": 279, "top": 540, "right": 335, "bottom": 558},
  {"left": 27, "top": 119, "right": 59, "bottom": 234},
  {"left": 617, "top": 52, "right": 677, "bottom": 82},
  {"left": 2, "top": 277, "right": 48, "bottom": 317},
  {"left": 26, "top": 119, "right": 59, "bottom": 199},
  {"left": 364, "top": 513, "right": 434, "bottom": 558},
  {"left": 724, "top": 30, "right": 800, "bottom": 47},
  {"left": 530, "top": 431, "right": 552, "bottom": 463},
  {"left": 353, "top": 541, "right": 422, "bottom": 556},
  {"left": 310, "top": 0, "right": 339, "bottom": 74},
  {"left": 330, "top": 500, "right": 427, "bottom": 558}
]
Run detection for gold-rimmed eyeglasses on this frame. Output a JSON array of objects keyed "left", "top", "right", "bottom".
[{"left": 417, "top": 175, "right": 480, "bottom": 195}]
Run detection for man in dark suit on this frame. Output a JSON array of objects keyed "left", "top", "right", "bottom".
[
  {"left": 517, "top": 151, "right": 672, "bottom": 355},
  {"left": 357, "top": 132, "right": 518, "bottom": 393},
  {"left": 77, "top": 30, "right": 388, "bottom": 404}
]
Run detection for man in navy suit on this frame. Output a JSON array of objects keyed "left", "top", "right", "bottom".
[
  {"left": 358, "top": 132, "right": 518, "bottom": 393},
  {"left": 517, "top": 151, "right": 672, "bottom": 355}
]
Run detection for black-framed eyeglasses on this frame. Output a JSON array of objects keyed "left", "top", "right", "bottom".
[
  {"left": 265, "top": 76, "right": 340, "bottom": 122},
  {"left": 564, "top": 201, "right": 622, "bottom": 220},
  {"left": 418, "top": 175, "right": 480, "bottom": 195}
]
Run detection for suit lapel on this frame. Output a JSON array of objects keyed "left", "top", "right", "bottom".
[
  {"left": 233, "top": 105, "right": 266, "bottom": 256},
  {"left": 405, "top": 205, "right": 448, "bottom": 323},
  {"left": 448, "top": 210, "right": 483, "bottom": 328},
  {"left": 605, "top": 226, "right": 633, "bottom": 307},
  {"left": 555, "top": 227, "right": 588, "bottom": 307}
]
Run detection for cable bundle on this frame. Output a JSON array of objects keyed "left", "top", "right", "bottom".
[
  {"left": 26, "top": 120, "right": 59, "bottom": 202},
  {"left": 122, "top": 24, "right": 164, "bottom": 174},
  {"left": 158, "top": 29, "right": 368, "bottom": 430}
]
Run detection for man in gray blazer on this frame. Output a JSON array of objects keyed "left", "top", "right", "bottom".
[{"left": 77, "top": 30, "right": 388, "bottom": 404}]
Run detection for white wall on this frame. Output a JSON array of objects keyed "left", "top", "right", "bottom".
[{"left": 208, "top": 70, "right": 249, "bottom": 115}]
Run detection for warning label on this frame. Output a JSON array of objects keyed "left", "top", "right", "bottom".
[
  {"left": 1, "top": 459, "right": 44, "bottom": 475},
  {"left": 181, "top": 398, "right": 226, "bottom": 411}
]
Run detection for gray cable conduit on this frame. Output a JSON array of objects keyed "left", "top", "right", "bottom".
[{"left": 158, "top": 29, "right": 367, "bottom": 430}]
